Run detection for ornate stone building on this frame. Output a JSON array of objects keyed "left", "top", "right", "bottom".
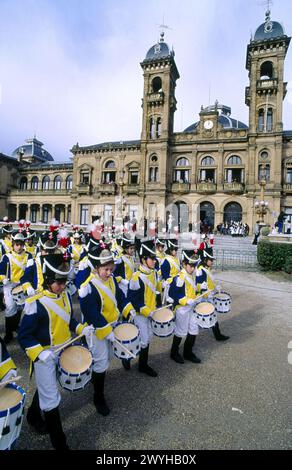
[{"left": 3, "top": 11, "right": 292, "bottom": 231}]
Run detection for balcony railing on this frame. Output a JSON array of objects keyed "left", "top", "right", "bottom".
[
  {"left": 98, "top": 183, "right": 116, "bottom": 195},
  {"left": 10, "top": 188, "right": 72, "bottom": 195},
  {"left": 196, "top": 182, "right": 217, "bottom": 193},
  {"left": 172, "top": 182, "right": 191, "bottom": 193},
  {"left": 223, "top": 182, "right": 245, "bottom": 193},
  {"left": 77, "top": 183, "right": 92, "bottom": 194}
]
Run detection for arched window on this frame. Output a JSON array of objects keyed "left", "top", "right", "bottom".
[
  {"left": 224, "top": 202, "right": 242, "bottom": 223},
  {"left": 150, "top": 118, "right": 155, "bottom": 139},
  {"left": 105, "top": 160, "right": 115, "bottom": 169},
  {"left": 42, "top": 176, "right": 50, "bottom": 191},
  {"left": 176, "top": 157, "right": 190, "bottom": 167},
  {"left": 227, "top": 155, "right": 242, "bottom": 165},
  {"left": 156, "top": 117, "right": 162, "bottom": 138},
  {"left": 258, "top": 109, "right": 264, "bottom": 132},
  {"left": 31, "top": 176, "right": 39, "bottom": 190},
  {"left": 152, "top": 76, "right": 162, "bottom": 93},
  {"left": 267, "top": 108, "right": 273, "bottom": 131},
  {"left": 260, "top": 61, "right": 273, "bottom": 80},
  {"left": 19, "top": 177, "right": 28, "bottom": 190},
  {"left": 149, "top": 154, "right": 159, "bottom": 182},
  {"left": 54, "top": 175, "right": 62, "bottom": 190},
  {"left": 200, "top": 202, "right": 215, "bottom": 229},
  {"left": 103, "top": 161, "right": 116, "bottom": 183},
  {"left": 66, "top": 175, "right": 73, "bottom": 190},
  {"left": 201, "top": 156, "right": 215, "bottom": 166}
]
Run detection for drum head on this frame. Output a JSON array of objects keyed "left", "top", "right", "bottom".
[
  {"left": 195, "top": 302, "right": 214, "bottom": 315},
  {"left": 152, "top": 308, "right": 173, "bottom": 323},
  {"left": 215, "top": 292, "right": 230, "bottom": 301},
  {"left": 0, "top": 387, "right": 23, "bottom": 411},
  {"left": 12, "top": 285, "right": 23, "bottom": 295},
  {"left": 114, "top": 323, "right": 138, "bottom": 341},
  {"left": 59, "top": 346, "right": 92, "bottom": 374}
]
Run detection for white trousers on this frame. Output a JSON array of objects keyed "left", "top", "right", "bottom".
[
  {"left": 88, "top": 335, "right": 114, "bottom": 373},
  {"left": 174, "top": 306, "right": 199, "bottom": 337},
  {"left": 134, "top": 315, "right": 153, "bottom": 348},
  {"left": 34, "top": 353, "right": 60, "bottom": 412},
  {"left": 3, "top": 282, "right": 18, "bottom": 318}
]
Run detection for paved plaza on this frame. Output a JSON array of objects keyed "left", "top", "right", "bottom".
[{"left": 1, "top": 269, "right": 291, "bottom": 450}]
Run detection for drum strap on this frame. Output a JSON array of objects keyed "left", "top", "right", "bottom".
[
  {"left": 139, "top": 274, "right": 157, "bottom": 295},
  {"left": 166, "top": 256, "right": 180, "bottom": 271},
  {"left": 183, "top": 271, "right": 196, "bottom": 289},
  {"left": 1, "top": 240, "right": 10, "bottom": 253},
  {"left": 201, "top": 267, "right": 215, "bottom": 285},
  {"left": 7, "top": 254, "right": 26, "bottom": 271},
  {"left": 40, "top": 298, "right": 70, "bottom": 324},
  {"left": 91, "top": 278, "right": 118, "bottom": 308}
]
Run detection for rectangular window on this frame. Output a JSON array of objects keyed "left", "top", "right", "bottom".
[
  {"left": 130, "top": 171, "right": 139, "bottom": 185},
  {"left": 31, "top": 207, "right": 37, "bottom": 223},
  {"left": 67, "top": 206, "right": 71, "bottom": 224},
  {"left": 149, "top": 167, "right": 158, "bottom": 182},
  {"left": 81, "top": 172, "right": 89, "bottom": 184},
  {"left": 104, "top": 205, "right": 113, "bottom": 225},
  {"left": 43, "top": 207, "right": 49, "bottom": 224},
  {"left": 103, "top": 172, "right": 116, "bottom": 183},
  {"left": 286, "top": 169, "right": 292, "bottom": 184},
  {"left": 80, "top": 205, "right": 89, "bottom": 225}
]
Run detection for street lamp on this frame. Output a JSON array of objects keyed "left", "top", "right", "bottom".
[{"left": 255, "top": 164, "right": 269, "bottom": 224}]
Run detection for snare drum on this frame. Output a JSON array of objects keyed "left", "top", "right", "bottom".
[
  {"left": 194, "top": 300, "right": 217, "bottom": 329},
  {"left": 0, "top": 383, "right": 26, "bottom": 450},
  {"left": 11, "top": 285, "right": 25, "bottom": 306},
  {"left": 214, "top": 291, "right": 232, "bottom": 314},
  {"left": 57, "top": 345, "right": 92, "bottom": 392},
  {"left": 113, "top": 323, "right": 141, "bottom": 360},
  {"left": 151, "top": 307, "right": 174, "bottom": 337}
]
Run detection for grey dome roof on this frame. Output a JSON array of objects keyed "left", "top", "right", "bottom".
[
  {"left": 144, "top": 32, "right": 174, "bottom": 61},
  {"left": 184, "top": 104, "right": 248, "bottom": 132},
  {"left": 254, "top": 11, "right": 285, "bottom": 41},
  {"left": 12, "top": 137, "right": 54, "bottom": 162}
]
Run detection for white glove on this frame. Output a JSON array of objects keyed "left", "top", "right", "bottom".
[
  {"left": 187, "top": 298, "right": 197, "bottom": 307},
  {"left": 1, "top": 369, "right": 17, "bottom": 383},
  {"left": 3, "top": 278, "right": 9, "bottom": 286},
  {"left": 128, "top": 310, "right": 136, "bottom": 322},
  {"left": 107, "top": 332, "right": 116, "bottom": 343},
  {"left": 120, "top": 279, "right": 129, "bottom": 287},
  {"left": 38, "top": 350, "right": 55, "bottom": 362},
  {"left": 200, "top": 281, "right": 208, "bottom": 290},
  {"left": 162, "top": 281, "right": 169, "bottom": 289},
  {"left": 82, "top": 325, "right": 95, "bottom": 338},
  {"left": 26, "top": 286, "right": 36, "bottom": 297}
]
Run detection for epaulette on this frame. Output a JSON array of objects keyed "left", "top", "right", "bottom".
[{"left": 26, "top": 292, "right": 43, "bottom": 304}]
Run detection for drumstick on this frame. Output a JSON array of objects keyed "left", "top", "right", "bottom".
[
  {"left": 0, "top": 375, "right": 22, "bottom": 387},
  {"left": 195, "top": 290, "right": 214, "bottom": 302},
  {"left": 54, "top": 334, "right": 84, "bottom": 354},
  {"left": 113, "top": 339, "right": 136, "bottom": 359},
  {"left": 152, "top": 304, "right": 173, "bottom": 313}
]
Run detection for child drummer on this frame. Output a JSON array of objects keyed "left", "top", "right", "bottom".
[
  {"left": 128, "top": 239, "right": 162, "bottom": 378},
  {"left": 78, "top": 244, "right": 135, "bottom": 417},
  {"left": 168, "top": 250, "right": 202, "bottom": 364},
  {"left": 196, "top": 248, "right": 230, "bottom": 342},
  {"left": 18, "top": 253, "right": 93, "bottom": 449}
]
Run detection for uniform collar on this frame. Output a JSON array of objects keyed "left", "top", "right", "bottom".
[
  {"left": 43, "top": 289, "right": 63, "bottom": 300},
  {"left": 139, "top": 264, "right": 153, "bottom": 275}
]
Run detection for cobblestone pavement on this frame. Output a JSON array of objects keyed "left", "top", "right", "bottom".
[{"left": 1, "top": 270, "right": 292, "bottom": 450}]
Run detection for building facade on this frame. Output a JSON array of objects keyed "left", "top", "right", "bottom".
[{"left": 3, "top": 11, "right": 292, "bottom": 232}]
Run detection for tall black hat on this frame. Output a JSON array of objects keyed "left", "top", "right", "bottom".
[
  {"left": 42, "top": 253, "right": 71, "bottom": 281},
  {"left": 39, "top": 231, "right": 58, "bottom": 250},
  {"left": 120, "top": 234, "right": 135, "bottom": 249},
  {"left": 139, "top": 239, "right": 156, "bottom": 259},
  {"left": 181, "top": 249, "right": 200, "bottom": 265},
  {"left": 166, "top": 238, "right": 179, "bottom": 251},
  {"left": 88, "top": 243, "right": 114, "bottom": 267}
]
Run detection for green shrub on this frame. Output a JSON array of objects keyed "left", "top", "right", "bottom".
[
  {"left": 260, "top": 226, "right": 270, "bottom": 236},
  {"left": 258, "top": 240, "right": 292, "bottom": 271},
  {"left": 284, "top": 256, "right": 292, "bottom": 274}
]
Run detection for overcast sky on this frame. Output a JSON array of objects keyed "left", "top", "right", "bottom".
[{"left": 0, "top": 0, "right": 292, "bottom": 162}]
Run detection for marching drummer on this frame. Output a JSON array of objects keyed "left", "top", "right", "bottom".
[
  {"left": 161, "top": 238, "right": 180, "bottom": 304},
  {"left": 67, "top": 228, "right": 85, "bottom": 271},
  {"left": 0, "top": 232, "right": 32, "bottom": 344},
  {"left": 0, "top": 336, "right": 18, "bottom": 383},
  {"left": 128, "top": 239, "right": 162, "bottom": 378},
  {"left": 196, "top": 248, "right": 230, "bottom": 342},
  {"left": 113, "top": 234, "right": 136, "bottom": 296},
  {"left": 78, "top": 243, "right": 135, "bottom": 416},
  {"left": 168, "top": 250, "right": 202, "bottom": 364},
  {"left": 155, "top": 237, "right": 166, "bottom": 267},
  {"left": 24, "top": 228, "right": 37, "bottom": 258},
  {"left": 18, "top": 253, "right": 94, "bottom": 449}
]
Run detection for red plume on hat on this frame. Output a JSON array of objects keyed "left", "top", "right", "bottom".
[
  {"left": 25, "top": 220, "right": 31, "bottom": 229},
  {"left": 49, "top": 218, "right": 59, "bottom": 233},
  {"left": 58, "top": 227, "right": 70, "bottom": 249},
  {"left": 18, "top": 219, "right": 25, "bottom": 230}
]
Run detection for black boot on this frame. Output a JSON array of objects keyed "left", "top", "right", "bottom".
[
  {"left": 4, "top": 317, "right": 14, "bottom": 344},
  {"left": 92, "top": 371, "right": 110, "bottom": 416},
  {"left": 11, "top": 311, "right": 22, "bottom": 333},
  {"left": 122, "top": 359, "right": 131, "bottom": 370},
  {"left": 138, "top": 346, "right": 158, "bottom": 377},
  {"left": 170, "top": 335, "right": 184, "bottom": 364},
  {"left": 43, "top": 407, "right": 69, "bottom": 450},
  {"left": 27, "top": 391, "right": 48, "bottom": 435},
  {"left": 212, "top": 322, "right": 230, "bottom": 341},
  {"left": 183, "top": 334, "right": 201, "bottom": 363}
]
